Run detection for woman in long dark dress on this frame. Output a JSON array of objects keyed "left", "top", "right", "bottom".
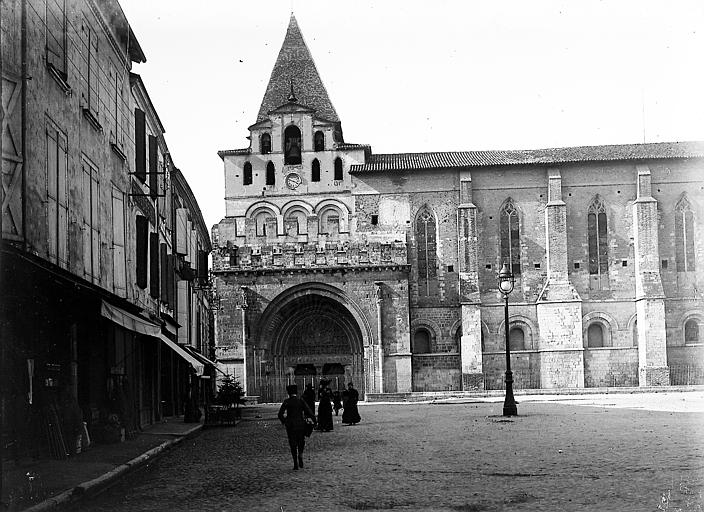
[
  {"left": 317, "top": 380, "right": 334, "bottom": 432},
  {"left": 278, "top": 384, "right": 315, "bottom": 470},
  {"left": 341, "top": 382, "right": 361, "bottom": 425}
]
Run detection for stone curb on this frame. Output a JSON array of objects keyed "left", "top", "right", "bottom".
[{"left": 22, "top": 425, "right": 202, "bottom": 512}]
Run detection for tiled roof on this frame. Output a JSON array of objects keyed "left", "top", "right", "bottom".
[
  {"left": 257, "top": 14, "right": 339, "bottom": 124},
  {"left": 336, "top": 143, "right": 371, "bottom": 150},
  {"left": 217, "top": 148, "right": 251, "bottom": 159},
  {"left": 349, "top": 141, "right": 704, "bottom": 173}
]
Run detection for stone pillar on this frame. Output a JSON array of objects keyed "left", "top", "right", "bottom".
[
  {"left": 536, "top": 169, "right": 584, "bottom": 388},
  {"left": 633, "top": 165, "right": 669, "bottom": 386},
  {"left": 457, "top": 174, "right": 484, "bottom": 389},
  {"left": 374, "top": 282, "right": 384, "bottom": 393},
  {"left": 238, "top": 286, "right": 249, "bottom": 395}
]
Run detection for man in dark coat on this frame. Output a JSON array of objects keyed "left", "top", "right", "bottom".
[
  {"left": 302, "top": 383, "right": 316, "bottom": 416},
  {"left": 317, "top": 379, "right": 334, "bottom": 432},
  {"left": 341, "top": 382, "right": 361, "bottom": 425},
  {"left": 278, "top": 384, "right": 316, "bottom": 470}
]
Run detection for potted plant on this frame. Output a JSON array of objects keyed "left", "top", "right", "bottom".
[{"left": 215, "top": 374, "right": 245, "bottom": 421}]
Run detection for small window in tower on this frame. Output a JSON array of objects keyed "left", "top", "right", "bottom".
[
  {"left": 243, "top": 162, "right": 252, "bottom": 186},
  {"left": 311, "top": 159, "right": 320, "bottom": 182},
  {"left": 260, "top": 133, "right": 271, "bottom": 154},
  {"left": 266, "top": 161, "right": 275, "bottom": 186},
  {"left": 314, "top": 131, "right": 325, "bottom": 152},
  {"left": 334, "top": 157, "right": 343, "bottom": 181},
  {"left": 371, "top": 214, "right": 378, "bottom": 225}
]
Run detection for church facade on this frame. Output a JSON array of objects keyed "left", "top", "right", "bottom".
[{"left": 212, "top": 15, "right": 704, "bottom": 401}]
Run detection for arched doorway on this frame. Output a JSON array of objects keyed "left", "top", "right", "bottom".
[{"left": 255, "top": 284, "right": 370, "bottom": 402}]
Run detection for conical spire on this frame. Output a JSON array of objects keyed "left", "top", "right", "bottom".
[{"left": 256, "top": 14, "right": 339, "bottom": 123}]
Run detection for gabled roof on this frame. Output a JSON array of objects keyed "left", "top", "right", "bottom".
[
  {"left": 349, "top": 141, "right": 704, "bottom": 173},
  {"left": 256, "top": 14, "right": 339, "bottom": 124}
]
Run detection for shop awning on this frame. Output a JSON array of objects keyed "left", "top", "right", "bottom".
[
  {"left": 183, "top": 346, "right": 217, "bottom": 375},
  {"left": 101, "top": 300, "right": 160, "bottom": 337},
  {"left": 159, "top": 335, "right": 204, "bottom": 376}
]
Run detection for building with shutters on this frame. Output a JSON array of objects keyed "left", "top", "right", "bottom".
[
  {"left": 0, "top": 0, "right": 213, "bottom": 459},
  {"left": 212, "top": 14, "right": 704, "bottom": 402}
]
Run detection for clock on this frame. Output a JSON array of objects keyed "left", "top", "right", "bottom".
[{"left": 285, "top": 172, "right": 302, "bottom": 190}]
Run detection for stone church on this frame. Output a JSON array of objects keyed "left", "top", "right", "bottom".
[{"left": 212, "top": 14, "right": 703, "bottom": 401}]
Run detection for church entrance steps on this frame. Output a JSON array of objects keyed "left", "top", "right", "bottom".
[{"left": 366, "top": 385, "right": 704, "bottom": 403}]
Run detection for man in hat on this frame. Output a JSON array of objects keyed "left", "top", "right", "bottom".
[
  {"left": 341, "top": 382, "right": 361, "bottom": 425},
  {"left": 278, "top": 384, "right": 315, "bottom": 470}
]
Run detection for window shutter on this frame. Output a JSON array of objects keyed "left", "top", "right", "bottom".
[
  {"left": 46, "top": 0, "right": 66, "bottom": 74},
  {"left": 177, "top": 280, "right": 189, "bottom": 345},
  {"left": 134, "top": 109, "right": 146, "bottom": 182},
  {"left": 148, "top": 135, "right": 158, "bottom": 198},
  {"left": 198, "top": 250, "right": 208, "bottom": 279},
  {"left": 167, "top": 253, "right": 175, "bottom": 306},
  {"left": 150, "top": 232, "right": 159, "bottom": 298},
  {"left": 135, "top": 215, "right": 148, "bottom": 288},
  {"left": 46, "top": 130, "right": 58, "bottom": 262},
  {"left": 112, "top": 191, "right": 126, "bottom": 295},
  {"left": 160, "top": 243, "right": 168, "bottom": 303},
  {"left": 176, "top": 208, "right": 188, "bottom": 255},
  {"left": 57, "top": 134, "right": 69, "bottom": 268}
]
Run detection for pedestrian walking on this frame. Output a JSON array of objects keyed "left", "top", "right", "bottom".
[
  {"left": 341, "top": 382, "right": 361, "bottom": 425},
  {"left": 317, "top": 379, "right": 334, "bottom": 432},
  {"left": 302, "top": 383, "right": 316, "bottom": 415},
  {"left": 332, "top": 390, "right": 342, "bottom": 416},
  {"left": 278, "top": 384, "right": 316, "bottom": 470}
]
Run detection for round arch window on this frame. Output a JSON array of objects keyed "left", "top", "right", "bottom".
[
  {"left": 509, "top": 327, "right": 525, "bottom": 351},
  {"left": 587, "top": 323, "right": 604, "bottom": 348},
  {"left": 685, "top": 319, "right": 701, "bottom": 344},
  {"left": 413, "top": 329, "right": 430, "bottom": 354}
]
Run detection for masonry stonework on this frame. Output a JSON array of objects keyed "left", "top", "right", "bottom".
[{"left": 212, "top": 15, "right": 704, "bottom": 400}]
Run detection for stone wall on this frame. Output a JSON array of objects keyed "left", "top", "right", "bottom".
[
  {"left": 411, "top": 354, "right": 461, "bottom": 391},
  {"left": 583, "top": 347, "right": 638, "bottom": 387}
]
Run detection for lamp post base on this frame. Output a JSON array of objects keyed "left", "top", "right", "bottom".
[{"left": 503, "top": 370, "right": 518, "bottom": 417}]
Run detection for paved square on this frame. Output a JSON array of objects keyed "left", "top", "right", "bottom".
[{"left": 78, "top": 392, "right": 704, "bottom": 511}]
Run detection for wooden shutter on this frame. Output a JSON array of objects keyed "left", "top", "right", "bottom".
[
  {"left": 57, "top": 134, "right": 68, "bottom": 269},
  {"left": 150, "top": 232, "right": 159, "bottom": 298},
  {"left": 134, "top": 109, "right": 146, "bottom": 182},
  {"left": 88, "top": 26, "right": 99, "bottom": 115},
  {"left": 46, "top": 0, "right": 66, "bottom": 74},
  {"left": 198, "top": 250, "right": 208, "bottom": 279},
  {"left": 135, "top": 215, "right": 148, "bottom": 288},
  {"left": 148, "top": 135, "right": 158, "bottom": 198},
  {"left": 177, "top": 281, "right": 189, "bottom": 345},
  {"left": 160, "top": 243, "right": 168, "bottom": 303},
  {"left": 176, "top": 208, "right": 188, "bottom": 255},
  {"left": 46, "top": 129, "right": 58, "bottom": 262},
  {"left": 82, "top": 164, "right": 92, "bottom": 276},
  {"left": 112, "top": 190, "right": 126, "bottom": 295},
  {"left": 166, "top": 254, "right": 175, "bottom": 306}
]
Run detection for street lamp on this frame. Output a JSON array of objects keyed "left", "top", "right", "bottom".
[{"left": 497, "top": 262, "right": 518, "bottom": 416}]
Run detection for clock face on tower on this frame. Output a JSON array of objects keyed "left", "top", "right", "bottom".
[{"left": 285, "top": 172, "right": 302, "bottom": 190}]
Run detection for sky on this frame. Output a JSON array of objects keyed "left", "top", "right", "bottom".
[{"left": 119, "top": 0, "right": 704, "bottom": 231}]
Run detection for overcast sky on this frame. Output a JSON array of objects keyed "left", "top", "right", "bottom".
[{"left": 119, "top": 0, "right": 704, "bottom": 230}]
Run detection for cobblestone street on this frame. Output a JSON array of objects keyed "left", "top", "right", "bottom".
[{"left": 76, "top": 393, "right": 704, "bottom": 511}]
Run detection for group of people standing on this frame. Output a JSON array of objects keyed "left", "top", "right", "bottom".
[{"left": 277, "top": 380, "right": 361, "bottom": 470}]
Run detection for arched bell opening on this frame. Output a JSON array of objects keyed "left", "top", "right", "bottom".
[{"left": 284, "top": 125, "right": 302, "bottom": 165}]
